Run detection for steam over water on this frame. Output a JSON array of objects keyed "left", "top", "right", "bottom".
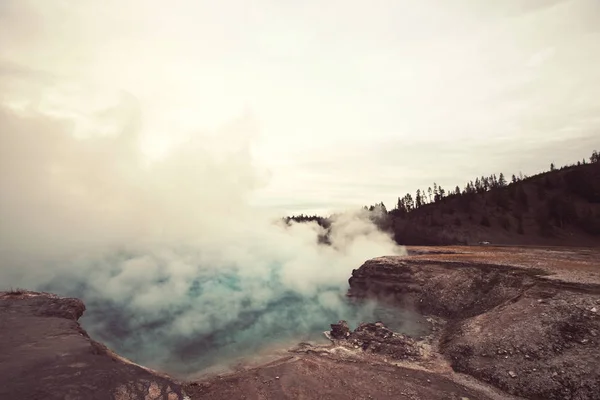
[
  {"left": 1, "top": 108, "right": 413, "bottom": 377},
  {"left": 39, "top": 251, "right": 427, "bottom": 376}
]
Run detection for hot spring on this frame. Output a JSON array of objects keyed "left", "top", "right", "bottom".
[
  {"left": 39, "top": 251, "right": 427, "bottom": 377},
  {"left": 1, "top": 110, "right": 416, "bottom": 377}
]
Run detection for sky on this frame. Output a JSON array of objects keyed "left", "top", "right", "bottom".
[{"left": 1, "top": 0, "right": 600, "bottom": 215}]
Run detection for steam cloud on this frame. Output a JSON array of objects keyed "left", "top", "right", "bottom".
[{"left": 0, "top": 104, "right": 406, "bottom": 375}]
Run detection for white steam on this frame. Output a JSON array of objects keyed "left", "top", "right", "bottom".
[{"left": 0, "top": 104, "right": 405, "bottom": 374}]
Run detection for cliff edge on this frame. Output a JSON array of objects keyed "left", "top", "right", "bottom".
[
  {"left": 0, "top": 290, "right": 185, "bottom": 400},
  {"left": 349, "top": 246, "right": 600, "bottom": 399}
]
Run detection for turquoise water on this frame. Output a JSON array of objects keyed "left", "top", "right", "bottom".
[
  {"left": 79, "top": 292, "right": 428, "bottom": 375},
  {"left": 42, "top": 256, "right": 428, "bottom": 376}
]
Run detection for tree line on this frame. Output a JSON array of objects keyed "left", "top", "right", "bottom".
[
  {"left": 376, "top": 149, "right": 599, "bottom": 217},
  {"left": 285, "top": 149, "right": 599, "bottom": 229}
]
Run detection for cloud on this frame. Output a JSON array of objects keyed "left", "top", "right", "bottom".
[
  {"left": 526, "top": 47, "right": 556, "bottom": 68},
  {"left": 2, "top": 0, "right": 600, "bottom": 217}
]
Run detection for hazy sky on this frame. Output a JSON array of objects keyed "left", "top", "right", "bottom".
[{"left": 1, "top": 0, "right": 599, "bottom": 214}]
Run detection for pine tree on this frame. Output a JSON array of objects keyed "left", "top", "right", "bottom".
[
  {"left": 498, "top": 173, "right": 507, "bottom": 187},
  {"left": 396, "top": 197, "right": 408, "bottom": 216},
  {"left": 439, "top": 186, "right": 445, "bottom": 199},
  {"left": 404, "top": 193, "right": 414, "bottom": 211}
]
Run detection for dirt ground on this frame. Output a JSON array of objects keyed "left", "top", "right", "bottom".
[
  {"left": 2, "top": 245, "right": 599, "bottom": 399},
  {"left": 183, "top": 352, "right": 500, "bottom": 400}
]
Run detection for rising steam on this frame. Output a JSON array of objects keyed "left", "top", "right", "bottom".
[{"left": 0, "top": 104, "right": 406, "bottom": 375}]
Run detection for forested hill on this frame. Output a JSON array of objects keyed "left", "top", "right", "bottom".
[{"left": 287, "top": 150, "right": 600, "bottom": 246}]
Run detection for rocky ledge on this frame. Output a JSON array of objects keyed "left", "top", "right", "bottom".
[
  {"left": 348, "top": 246, "right": 600, "bottom": 400},
  {"left": 0, "top": 290, "right": 186, "bottom": 400},
  {"left": 1, "top": 289, "right": 499, "bottom": 400},
  {"left": 328, "top": 320, "right": 421, "bottom": 361}
]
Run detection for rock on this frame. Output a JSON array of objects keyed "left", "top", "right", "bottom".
[
  {"left": 330, "top": 320, "right": 351, "bottom": 339},
  {"left": 0, "top": 291, "right": 185, "bottom": 399},
  {"left": 354, "top": 322, "right": 394, "bottom": 339},
  {"left": 508, "top": 371, "right": 517, "bottom": 378},
  {"left": 591, "top": 307, "right": 597, "bottom": 313},
  {"left": 341, "top": 321, "right": 421, "bottom": 360}
]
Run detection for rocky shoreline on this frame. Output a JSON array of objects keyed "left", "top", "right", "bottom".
[
  {"left": 348, "top": 246, "right": 600, "bottom": 399},
  {"left": 0, "top": 290, "right": 185, "bottom": 400},
  {"left": 2, "top": 246, "right": 599, "bottom": 399}
]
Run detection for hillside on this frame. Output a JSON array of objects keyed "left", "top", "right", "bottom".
[
  {"left": 388, "top": 160, "right": 600, "bottom": 246},
  {"left": 287, "top": 150, "right": 600, "bottom": 246}
]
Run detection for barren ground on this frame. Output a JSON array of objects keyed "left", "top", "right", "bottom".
[{"left": 1, "top": 245, "right": 599, "bottom": 399}]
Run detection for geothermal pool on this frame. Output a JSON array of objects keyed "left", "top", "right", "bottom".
[
  {"left": 78, "top": 292, "right": 428, "bottom": 377},
  {"left": 38, "top": 250, "right": 425, "bottom": 377}
]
